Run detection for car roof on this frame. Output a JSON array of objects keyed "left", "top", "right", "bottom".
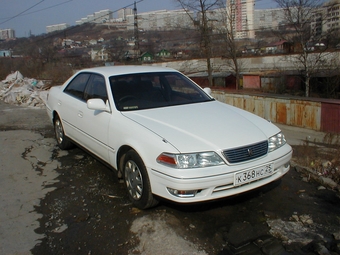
[{"left": 79, "top": 65, "right": 179, "bottom": 77}]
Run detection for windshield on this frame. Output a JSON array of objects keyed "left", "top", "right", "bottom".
[{"left": 109, "top": 72, "right": 213, "bottom": 111}]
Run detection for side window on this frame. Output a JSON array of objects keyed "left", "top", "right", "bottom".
[
  {"left": 64, "top": 73, "right": 90, "bottom": 100},
  {"left": 84, "top": 74, "right": 108, "bottom": 102},
  {"left": 163, "top": 73, "right": 205, "bottom": 101}
]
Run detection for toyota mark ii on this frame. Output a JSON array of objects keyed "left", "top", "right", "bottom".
[{"left": 46, "top": 66, "right": 292, "bottom": 209}]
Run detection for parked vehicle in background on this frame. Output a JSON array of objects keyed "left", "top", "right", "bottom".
[{"left": 46, "top": 66, "right": 292, "bottom": 209}]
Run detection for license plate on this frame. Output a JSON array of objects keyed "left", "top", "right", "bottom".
[{"left": 234, "top": 163, "right": 274, "bottom": 186}]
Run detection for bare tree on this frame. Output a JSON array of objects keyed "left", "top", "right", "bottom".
[
  {"left": 274, "top": 0, "right": 335, "bottom": 97},
  {"left": 212, "top": 1, "right": 244, "bottom": 90},
  {"left": 175, "top": 0, "right": 220, "bottom": 86}
]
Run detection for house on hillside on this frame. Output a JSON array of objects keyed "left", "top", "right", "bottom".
[
  {"left": 174, "top": 51, "right": 190, "bottom": 59},
  {"left": 140, "top": 52, "right": 154, "bottom": 62},
  {"left": 62, "top": 39, "right": 74, "bottom": 47},
  {"left": 242, "top": 45, "right": 258, "bottom": 55},
  {"left": 0, "top": 49, "right": 11, "bottom": 57},
  {"left": 156, "top": 49, "right": 171, "bottom": 58},
  {"left": 124, "top": 49, "right": 140, "bottom": 61},
  {"left": 88, "top": 39, "right": 98, "bottom": 45},
  {"left": 264, "top": 40, "right": 292, "bottom": 54},
  {"left": 90, "top": 48, "right": 109, "bottom": 61}
]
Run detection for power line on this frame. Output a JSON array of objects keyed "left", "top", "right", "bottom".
[
  {"left": 7, "top": 1, "right": 146, "bottom": 43},
  {"left": 9, "top": 0, "right": 74, "bottom": 18},
  {"left": 0, "top": 0, "right": 46, "bottom": 26}
]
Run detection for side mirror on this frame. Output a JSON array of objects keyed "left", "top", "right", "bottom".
[
  {"left": 203, "top": 87, "right": 212, "bottom": 96},
  {"left": 87, "top": 98, "right": 111, "bottom": 112}
]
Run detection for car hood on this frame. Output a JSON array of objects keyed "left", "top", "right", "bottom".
[{"left": 122, "top": 101, "right": 280, "bottom": 153}]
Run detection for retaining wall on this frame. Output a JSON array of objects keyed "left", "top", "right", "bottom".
[{"left": 212, "top": 90, "right": 340, "bottom": 133}]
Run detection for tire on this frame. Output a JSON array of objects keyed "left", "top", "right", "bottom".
[
  {"left": 53, "top": 114, "right": 73, "bottom": 150},
  {"left": 123, "top": 150, "right": 159, "bottom": 209}
]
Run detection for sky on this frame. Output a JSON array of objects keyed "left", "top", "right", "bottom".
[{"left": 0, "top": 0, "right": 277, "bottom": 38}]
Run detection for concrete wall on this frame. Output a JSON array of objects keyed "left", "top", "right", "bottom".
[{"left": 212, "top": 90, "right": 323, "bottom": 131}]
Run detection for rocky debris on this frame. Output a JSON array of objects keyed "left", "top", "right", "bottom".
[
  {"left": 267, "top": 217, "right": 321, "bottom": 245},
  {"left": 219, "top": 212, "right": 340, "bottom": 254},
  {"left": 267, "top": 213, "right": 340, "bottom": 255},
  {"left": 293, "top": 162, "right": 340, "bottom": 192},
  {"left": 0, "top": 71, "right": 50, "bottom": 108},
  {"left": 219, "top": 221, "right": 285, "bottom": 255},
  {"left": 129, "top": 212, "right": 207, "bottom": 255},
  {"left": 290, "top": 214, "right": 313, "bottom": 225}
]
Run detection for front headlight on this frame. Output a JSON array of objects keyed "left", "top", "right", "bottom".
[
  {"left": 268, "top": 132, "right": 286, "bottom": 152},
  {"left": 157, "top": 151, "right": 225, "bottom": 169}
]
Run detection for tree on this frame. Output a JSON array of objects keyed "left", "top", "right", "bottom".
[
  {"left": 175, "top": 0, "right": 220, "bottom": 86},
  {"left": 274, "top": 0, "right": 335, "bottom": 97},
  {"left": 213, "top": 1, "right": 244, "bottom": 90}
]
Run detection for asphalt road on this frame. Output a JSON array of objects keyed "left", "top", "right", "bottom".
[{"left": 1, "top": 100, "right": 340, "bottom": 255}]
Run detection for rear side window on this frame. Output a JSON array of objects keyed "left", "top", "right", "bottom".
[{"left": 64, "top": 73, "right": 91, "bottom": 100}]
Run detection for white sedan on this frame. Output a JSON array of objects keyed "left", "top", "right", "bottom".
[{"left": 46, "top": 66, "right": 292, "bottom": 209}]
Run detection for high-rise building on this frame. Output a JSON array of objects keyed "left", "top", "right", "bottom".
[
  {"left": 117, "top": 8, "right": 133, "bottom": 21},
  {"left": 311, "top": 0, "right": 340, "bottom": 37},
  {"left": 226, "top": 0, "right": 255, "bottom": 39}
]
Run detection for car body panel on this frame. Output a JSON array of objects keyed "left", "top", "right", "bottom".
[{"left": 122, "top": 100, "right": 279, "bottom": 153}]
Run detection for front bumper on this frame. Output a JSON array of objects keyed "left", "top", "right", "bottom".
[{"left": 148, "top": 146, "right": 292, "bottom": 204}]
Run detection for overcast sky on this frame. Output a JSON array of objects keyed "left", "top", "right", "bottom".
[{"left": 0, "top": 0, "right": 277, "bottom": 38}]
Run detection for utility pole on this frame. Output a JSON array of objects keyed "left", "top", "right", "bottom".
[{"left": 133, "top": 1, "right": 140, "bottom": 59}]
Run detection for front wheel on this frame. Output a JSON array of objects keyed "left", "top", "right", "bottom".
[
  {"left": 123, "top": 150, "right": 159, "bottom": 209},
  {"left": 53, "top": 114, "right": 73, "bottom": 150}
]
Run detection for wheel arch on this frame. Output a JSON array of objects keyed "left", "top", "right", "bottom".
[
  {"left": 119, "top": 147, "right": 159, "bottom": 209},
  {"left": 117, "top": 145, "right": 134, "bottom": 178},
  {"left": 52, "top": 110, "right": 59, "bottom": 123}
]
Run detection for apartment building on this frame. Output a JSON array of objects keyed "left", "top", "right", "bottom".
[
  {"left": 253, "top": 8, "right": 285, "bottom": 31},
  {"left": 226, "top": 0, "right": 255, "bottom": 39},
  {"left": 311, "top": 0, "right": 340, "bottom": 37},
  {"left": 117, "top": 8, "right": 133, "bottom": 21},
  {"left": 126, "top": 9, "right": 194, "bottom": 31},
  {"left": 0, "top": 29, "right": 15, "bottom": 40},
  {"left": 46, "top": 23, "right": 70, "bottom": 34},
  {"left": 76, "top": 9, "right": 112, "bottom": 25}
]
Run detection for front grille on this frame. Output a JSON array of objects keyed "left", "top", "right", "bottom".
[{"left": 223, "top": 141, "right": 268, "bottom": 164}]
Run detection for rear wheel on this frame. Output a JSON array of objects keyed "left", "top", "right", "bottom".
[
  {"left": 123, "top": 150, "right": 158, "bottom": 209},
  {"left": 54, "top": 114, "right": 73, "bottom": 150}
]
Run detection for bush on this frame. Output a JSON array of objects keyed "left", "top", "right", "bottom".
[
  {"left": 39, "top": 63, "right": 73, "bottom": 85},
  {"left": 0, "top": 58, "right": 73, "bottom": 85}
]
